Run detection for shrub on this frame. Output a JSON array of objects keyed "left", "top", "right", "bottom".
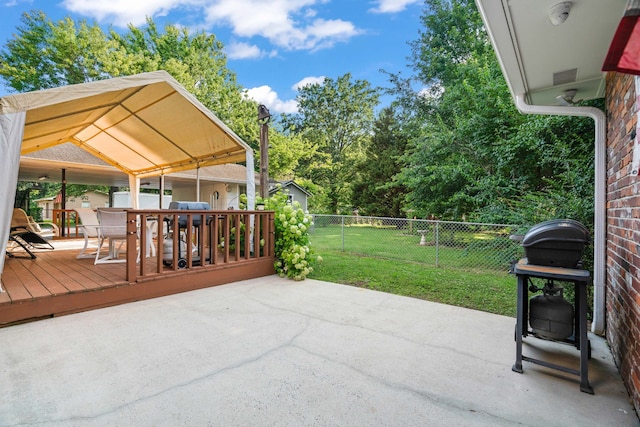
[{"left": 261, "top": 190, "right": 321, "bottom": 280}]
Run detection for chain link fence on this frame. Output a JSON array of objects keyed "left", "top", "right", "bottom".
[{"left": 310, "top": 215, "right": 527, "bottom": 272}]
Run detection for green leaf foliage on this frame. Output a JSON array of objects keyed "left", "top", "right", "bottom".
[
  {"left": 392, "top": 0, "right": 595, "bottom": 230},
  {"left": 281, "top": 74, "right": 380, "bottom": 214},
  {"left": 0, "top": 10, "right": 312, "bottom": 186},
  {"left": 261, "top": 189, "right": 320, "bottom": 280},
  {"left": 351, "top": 107, "right": 409, "bottom": 217}
]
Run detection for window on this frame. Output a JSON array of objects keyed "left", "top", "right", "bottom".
[{"left": 81, "top": 201, "right": 91, "bottom": 208}]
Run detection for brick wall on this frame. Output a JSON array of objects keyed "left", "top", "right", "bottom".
[{"left": 605, "top": 71, "right": 640, "bottom": 414}]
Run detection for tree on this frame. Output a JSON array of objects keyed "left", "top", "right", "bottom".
[
  {"left": 392, "top": 0, "right": 595, "bottom": 225},
  {"left": 0, "top": 10, "right": 309, "bottom": 188},
  {"left": 351, "top": 107, "right": 408, "bottom": 217},
  {"left": 281, "top": 74, "right": 380, "bottom": 213},
  {"left": 267, "top": 125, "right": 316, "bottom": 181},
  {"left": 0, "top": 11, "right": 129, "bottom": 91}
]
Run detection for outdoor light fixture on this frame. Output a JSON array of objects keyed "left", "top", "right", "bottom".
[
  {"left": 37, "top": 175, "right": 48, "bottom": 181},
  {"left": 556, "top": 89, "right": 582, "bottom": 106},
  {"left": 603, "top": 0, "right": 640, "bottom": 75},
  {"left": 548, "top": 2, "right": 572, "bottom": 26},
  {"left": 258, "top": 104, "right": 271, "bottom": 123}
]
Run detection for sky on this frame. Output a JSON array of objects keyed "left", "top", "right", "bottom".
[{"left": 0, "top": 0, "right": 424, "bottom": 114}]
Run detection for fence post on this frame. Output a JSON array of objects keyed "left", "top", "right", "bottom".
[
  {"left": 341, "top": 215, "right": 345, "bottom": 252},
  {"left": 435, "top": 220, "right": 440, "bottom": 267}
]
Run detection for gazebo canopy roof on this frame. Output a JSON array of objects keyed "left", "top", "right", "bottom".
[{"left": 0, "top": 70, "right": 251, "bottom": 179}]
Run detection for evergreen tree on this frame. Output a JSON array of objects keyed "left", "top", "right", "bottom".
[{"left": 352, "top": 107, "right": 408, "bottom": 217}]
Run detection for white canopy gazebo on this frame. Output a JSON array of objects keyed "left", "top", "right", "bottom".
[{"left": 0, "top": 70, "right": 256, "bottom": 277}]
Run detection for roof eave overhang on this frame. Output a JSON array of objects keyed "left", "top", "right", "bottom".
[
  {"left": 475, "top": 0, "right": 626, "bottom": 107},
  {"left": 476, "top": 1, "right": 529, "bottom": 103}
]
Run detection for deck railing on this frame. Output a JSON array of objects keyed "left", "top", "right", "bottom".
[
  {"left": 52, "top": 209, "right": 83, "bottom": 238},
  {"left": 125, "top": 210, "right": 275, "bottom": 281}
]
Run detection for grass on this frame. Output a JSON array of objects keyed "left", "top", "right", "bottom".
[
  {"left": 309, "top": 224, "right": 522, "bottom": 271},
  {"left": 307, "top": 224, "right": 519, "bottom": 318},
  {"left": 308, "top": 250, "right": 516, "bottom": 317}
]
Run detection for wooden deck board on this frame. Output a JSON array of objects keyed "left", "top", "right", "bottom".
[
  {"left": 40, "top": 256, "right": 94, "bottom": 292},
  {"left": 26, "top": 262, "right": 75, "bottom": 296},
  {"left": 54, "top": 251, "right": 122, "bottom": 289},
  {"left": 1, "top": 244, "right": 275, "bottom": 326},
  {"left": 3, "top": 258, "right": 48, "bottom": 299},
  {"left": 1, "top": 263, "right": 32, "bottom": 301}
]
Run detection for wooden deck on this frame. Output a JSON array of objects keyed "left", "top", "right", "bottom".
[{"left": 1, "top": 210, "right": 276, "bottom": 327}]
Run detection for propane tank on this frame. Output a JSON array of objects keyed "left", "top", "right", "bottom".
[
  {"left": 529, "top": 285, "right": 574, "bottom": 340},
  {"left": 163, "top": 238, "right": 187, "bottom": 265}
]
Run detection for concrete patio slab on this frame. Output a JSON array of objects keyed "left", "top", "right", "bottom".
[{"left": 0, "top": 276, "right": 637, "bottom": 426}]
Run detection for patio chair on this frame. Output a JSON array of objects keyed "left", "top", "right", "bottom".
[
  {"left": 75, "top": 208, "right": 101, "bottom": 259},
  {"left": 94, "top": 208, "right": 130, "bottom": 264},
  {"left": 11, "top": 208, "right": 59, "bottom": 240},
  {"left": 7, "top": 229, "right": 40, "bottom": 259},
  {"left": 6, "top": 208, "right": 56, "bottom": 258}
]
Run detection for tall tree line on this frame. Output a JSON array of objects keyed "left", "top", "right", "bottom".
[
  {"left": 387, "top": 0, "right": 596, "bottom": 227},
  {"left": 1, "top": 4, "right": 597, "bottom": 227},
  {"left": 0, "top": 10, "right": 306, "bottom": 184}
]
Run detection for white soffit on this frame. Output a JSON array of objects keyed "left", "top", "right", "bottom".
[{"left": 476, "top": 0, "right": 627, "bottom": 105}]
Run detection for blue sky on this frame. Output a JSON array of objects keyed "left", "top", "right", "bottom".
[{"left": 0, "top": 0, "right": 424, "bottom": 113}]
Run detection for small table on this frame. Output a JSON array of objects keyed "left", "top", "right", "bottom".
[{"left": 512, "top": 261, "right": 593, "bottom": 394}]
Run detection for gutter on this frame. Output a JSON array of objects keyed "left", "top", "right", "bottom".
[{"left": 515, "top": 94, "right": 606, "bottom": 335}]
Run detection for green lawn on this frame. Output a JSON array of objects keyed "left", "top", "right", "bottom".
[
  {"left": 307, "top": 224, "right": 518, "bottom": 318},
  {"left": 309, "top": 223, "right": 522, "bottom": 271}
]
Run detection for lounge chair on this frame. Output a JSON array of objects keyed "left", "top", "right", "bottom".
[
  {"left": 7, "top": 229, "right": 41, "bottom": 259},
  {"left": 11, "top": 208, "right": 59, "bottom": 240},
  {"left": 6, "top": 208, "right": 56, "bottom": 258}
]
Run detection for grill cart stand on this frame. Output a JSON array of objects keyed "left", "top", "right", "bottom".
[{"left": 512, "top": 261, "right": 593, "bottom": 394}]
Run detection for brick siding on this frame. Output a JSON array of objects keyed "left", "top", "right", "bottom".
[{"left": 605, "top": 72, "right": 640, "bottom": 414}]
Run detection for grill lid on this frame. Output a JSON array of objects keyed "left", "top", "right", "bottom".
[
  {"left": 522, "top": 219, "right": 590, "bottom": 268},
  {"left": 168, "top": 201, "right": 210, "bottom": 226}
]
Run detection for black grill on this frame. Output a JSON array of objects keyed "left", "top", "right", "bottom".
[
  {"left": 512, "top": 219, "right": 594, "bottom": 393},
  {"left": 164, "top": 201, "right": 211, "bottom": 267},
  {"left": 168, "top": 201, "right": 210, "bottom": 226},
  {"left": 521, "top": 219, "right": 590, "bottom": 268}
]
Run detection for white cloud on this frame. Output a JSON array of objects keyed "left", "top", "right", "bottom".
[
  {"left": 60, "top": 0, "right": 362, "bottom": 52},
  {"left": 225, "top": 42, "right": 278, "bottom": 60},
  {"left": 4, "top": 0, "right": 31, "bottom": 7},
  {"left": 204, "top": 0, "right": 361, "bottom": 51},
  {"left": 225, "top": 41, "right": 263, "bottom": 60},
  {"left": 292, "top": 76, "right": 325, "bottom": 90},
  {"left": 243, "top": 76, "right": 325, "bottom": 115},
  {"left": 61, "top": 0, "right": 198, "bottom": 27},
  {"left": 369, "top": 0, "right": 420, "bottom": 14},
  {"left": 244, "top": 85, "right": 298, "bottom": 114}
]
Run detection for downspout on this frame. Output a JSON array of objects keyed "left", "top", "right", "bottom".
[{"left": 515, "top": 94, "right": 606, "bottom": 335}]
